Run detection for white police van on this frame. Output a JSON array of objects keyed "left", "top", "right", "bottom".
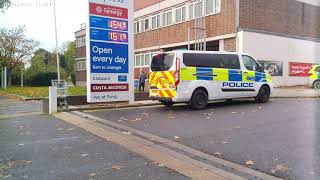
[{"left": 149, "top": 51, "right": 274, "bottom": 109}]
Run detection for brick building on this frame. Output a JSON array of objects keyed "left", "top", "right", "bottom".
[{"left": 75, "top": 0, "right": 320, "bottom": 87}]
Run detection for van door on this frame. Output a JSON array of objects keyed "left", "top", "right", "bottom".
[
  {"left": 149, "top": 53, "right": 177, "bottom": 99},
  {"left": 215, "top": 54, "right": 245, "bottom": 99},
  {"left": 242, "top": 55, "right": 264, "bottom": 96}
]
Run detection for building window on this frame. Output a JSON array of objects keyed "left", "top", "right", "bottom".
[
  {"left": 176, "top": 6, "right": 187, "bottom": 23},
  {"left": 206, "top": 0, "right": 221, "bottom": 15},
  {"left": 144, "top": 18, "right": 150, "bottom": 31},
  {"left": 189, "top": 4, "right": 194, "bottom": 20},
  {"left": 157, "top": 15, "right": 161, "bottom": 28},
  {"left": 140, "top": 20, "right": 145, "bottom": 32},
  {"left": 182, "top": 7, "right": 186, "bottom": 21},
  {"left": 76, "top": 37, "right": 86, "bottom": 48},
  {"left": 134, "top": 53, "right": 152, "bottom": 67},
  {"left": 145, "top": 54, "right": 151, "bottom": 66},
  {"left": 162, "top": 11, "right": 172, "bottom": 26},
  {"left": 195, "top": 1, "right": 203, "bottom": 18},
  {"left": 140, "top": 54, "right": 145, "bottom": 66},
  {"left": 75, "top": 60, "right": 86, "bottom": 71},
  {"left": 175, "top": 8, "right": 182, "bottom": 23},
  {"left": 134, "top": 21, "right": 140, "bottom": 33},
  {"left": 151, "top": 14, "right": 161, "bottom": 29},
  {"left": 135, "top": 55, "right": 141, "bottom": 66}
]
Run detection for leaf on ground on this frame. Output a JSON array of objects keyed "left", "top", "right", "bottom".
[
  {"left": 275, "top": 164, "right": 289, "bottom": 172},
  {"left": 213, "top": 152, "right": 223, "bottom": 158},
  {"left": 25, "top": 160, "right": 32, "bottom": 165},
  {"left": 245, "top": 160, "right": 254, "bottom": 166},
  {"left": 157, "top": 163, "right": 165, "bottom": 167},
  {"left": 270, "top": 169, "right": 277, "bottom": 174},
  {"left": 111, "top": 165, "right": 122, "bottom": 170},
  {"left": 123, "top": 131, "right": 132, "bottom": 135},
  {"left": 81, "top": 154, "right": 88, "bottom": 157},
  {"left": 89, "top": 173, "right": 96, "bottom": 177}
]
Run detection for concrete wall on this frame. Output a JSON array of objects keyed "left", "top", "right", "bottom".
[{"left": 238, "top": 31, "right": 320, "bottom": 87}]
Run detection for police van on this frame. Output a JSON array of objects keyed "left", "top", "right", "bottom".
[
  {"left": 149, "top": 51, "right": 273, "bottom": 109},
  {"left": 307, "top": 65, "right": 320, "bottom": 89}
]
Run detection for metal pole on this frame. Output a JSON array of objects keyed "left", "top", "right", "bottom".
[
  {"left": 1, "top": 67, "right": 3, "bottom": 89},
  {"left": 188, "top": 27, "right": 190, "bottom": 50},
  {"left": 53, "top": 0, "right": 60, "bottom": 83},
  {"left": 4, "top": 67, "right": 7, "bottom": 90},
  {"left": 21, "top": 69, "right": 24, "bottom": 87}
]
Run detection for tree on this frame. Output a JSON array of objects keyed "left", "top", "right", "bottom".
[
  {"left": 0, "top": 0, "right": 11, "bottom": 13},
  {"left": 0, "top": 26, "right": 39, "bottom": 86},
  {"left": 63, "top": 41, "right": 75, "bottom": 78}
]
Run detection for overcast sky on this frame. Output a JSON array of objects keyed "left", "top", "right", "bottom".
[{"left": 0, "top": 0, "right": 88, "bottom": 51}]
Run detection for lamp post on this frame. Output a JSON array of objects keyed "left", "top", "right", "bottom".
[{"left": 53, "top": 0, "right": 60, "bottom": 83}]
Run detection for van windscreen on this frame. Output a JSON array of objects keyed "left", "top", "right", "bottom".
[{"left": 151, "top": 53, "right": 175, "bottom": 71}]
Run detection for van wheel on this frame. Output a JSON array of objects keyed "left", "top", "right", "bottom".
[
  {"left": 313, "top": 80, "right": 320, "bottom": 89},
  {"left": 189, "top": 89, "right": 208, "bottom": 110},
  {"left": 255, "top": 85, "right": 270, "bottom": 103},
  {"left": 159, "top": 101, "right": 174, "bottom": 107}
]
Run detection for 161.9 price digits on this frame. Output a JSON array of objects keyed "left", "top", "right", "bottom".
[{"left": 108, "top": 32, "right": 127, "bottom": 42}]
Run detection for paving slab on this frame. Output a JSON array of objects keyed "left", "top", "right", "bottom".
[{"left": 0, "top": 115, "right": 189, "bottom": 180}]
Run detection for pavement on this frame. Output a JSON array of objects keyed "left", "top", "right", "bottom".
[
  {"left": 82, "top": 98, "right": 320, "bottom": 180},
  {"left": 0, "top": 96, "right": 189, "bottom": 180},
  {"left": 1, "top": 86, "right": 319, "bottom": 180}
]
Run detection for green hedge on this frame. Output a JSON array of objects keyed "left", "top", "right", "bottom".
[{"left": 26, "top": 72, "right": 58, "bottom": 86}]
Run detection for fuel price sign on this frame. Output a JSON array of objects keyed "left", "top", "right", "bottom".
[{"left": 87, "top": 0, "right": 133, "bottom": 103}]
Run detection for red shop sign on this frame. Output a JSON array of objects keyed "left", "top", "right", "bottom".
[{"left": 289, "top": 62, "right": 313, "bottom": 77}]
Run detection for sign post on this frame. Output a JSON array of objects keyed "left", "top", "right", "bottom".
[{"left": 87, "top": 0, "right": 134, "bottom": 104}]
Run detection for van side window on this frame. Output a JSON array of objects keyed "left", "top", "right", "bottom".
[
  {"left": 223, "top": 55, "right": 240, "bottom": 69},
  {"left": 242, "top": 55, "right": 262, "bottom": 72},
  {"left": 183, "top": 53, "right": 240, "bottom": 69}
]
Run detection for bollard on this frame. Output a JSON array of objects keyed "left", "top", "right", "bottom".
[{"left": 49, "top": 86, "right": 57, "bottom": 114}]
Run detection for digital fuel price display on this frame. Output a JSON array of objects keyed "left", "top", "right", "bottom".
[
  {"left": 90, "top": 16, "right": 128, "bottom": 31},
  {"left": 108, "top": 31, "right": 127, "bottom": 42},
  {"left": 108, "top": 20, "right": 127, "bottom": 31},
  {"left": 90, "top": 29, "right": 128, "bottom": 43}
]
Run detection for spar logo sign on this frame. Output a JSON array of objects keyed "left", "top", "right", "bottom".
[{"left": 87, "top": 0, "right": 132, "bottom": 103}]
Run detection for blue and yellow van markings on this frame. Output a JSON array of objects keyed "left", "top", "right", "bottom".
[{"left": 180, "top": 67, "right": 272, "bottom": 83}]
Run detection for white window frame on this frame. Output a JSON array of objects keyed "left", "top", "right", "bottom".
[
  {"left": 175, "top": 6, "right": 187, "bottom": 24},
  {"left": 134, "top": 53, "right": 152, "bottom": 67},
  {"left": 162, "top": 10, "right": 173, "bottom": 27},
  {"left": 134, "top": 21, "right": 140, "bottom": 34},
  {"left": 151, "top": 14, "right": 161, "bottom": 30},
  {"left": 205, "top": 0, "right": 221, "bottom": 15}
]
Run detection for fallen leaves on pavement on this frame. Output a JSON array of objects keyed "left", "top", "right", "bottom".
[
  {"left": 212, "top": 152, "right": 223, "bottom": 158},
  {"left": 275, "top": 164, "right": 289, "bottom": 172},
  {"left": 81, "top": 154, "right": 88, "bottom": 157},
  {"left": 111, "top": 165, "right": 122, "bottom": 170},
  {"left": 123, "top": 131, "right": 132, "bottom": 135},
  {"left": 245, "top": 160, "right": 254, "bottom": 166}
]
